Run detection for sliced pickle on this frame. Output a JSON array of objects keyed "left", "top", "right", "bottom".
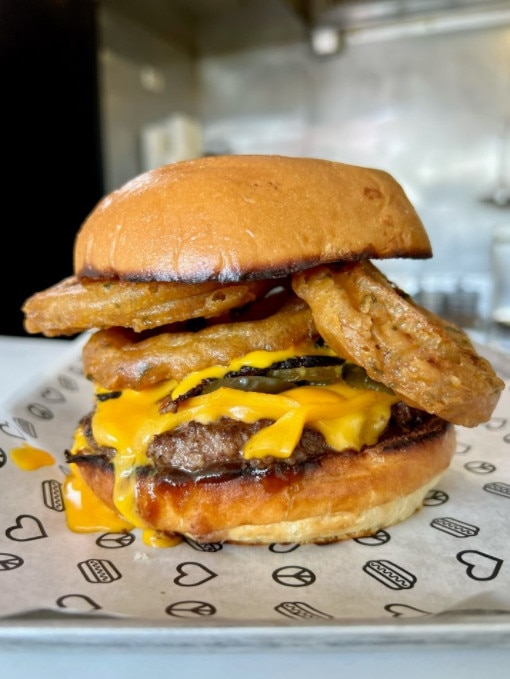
[
  {"left": 342, "top": 363, "right": 394, "bottom": 394},
  {"left": 201, "top": 364, "right": 344, "bottom": 396},
  {"left": 202, "top": 375, "right": 291, "bottom": 394},
  {"left": 167, "top": 356, "right": 349, "bottom": 407},
  {"left": 267, "top": 364, "right": 344, "bottom": 384}
]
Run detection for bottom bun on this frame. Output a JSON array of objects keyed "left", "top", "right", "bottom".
[{"left": 75, "top": 416, "right": 456, "bottom": 544}]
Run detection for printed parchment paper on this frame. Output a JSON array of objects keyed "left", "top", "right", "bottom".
[{"left": 0, "top": 340, "right": 509, "bottom": 626}]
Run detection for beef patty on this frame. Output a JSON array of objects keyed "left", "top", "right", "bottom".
[{"left": 67, "top": 401, "right": 434, "bottom": 481}]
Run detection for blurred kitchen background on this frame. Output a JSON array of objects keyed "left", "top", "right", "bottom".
[{"left": 2, "top": 0, "right": 510, "bottom": 343}]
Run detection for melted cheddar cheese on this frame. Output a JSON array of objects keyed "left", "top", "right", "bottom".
[
  {"left": 69, "top": 343, "right": 398, "bottom": 537},
  {"left": 63, "top": 463, "right": 134, "bottom": 533},
  {"left": 10, "top": 444, "right": 55, "bottom": 470}
]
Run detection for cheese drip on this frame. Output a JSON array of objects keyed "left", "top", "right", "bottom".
[{"left": 85, "top": 343, "right": 397, "bottom": 530}]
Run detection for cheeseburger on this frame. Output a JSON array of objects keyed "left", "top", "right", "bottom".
[{"left": 22, "top": 155, "right": 504, "bottom": 545}]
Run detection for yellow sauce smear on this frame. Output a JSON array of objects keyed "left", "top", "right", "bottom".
[
  {"left": 63, "top": 465, "right": 134, "bottom": 533},
  {"left": 10, "top": 444, "right": 55, "bottom": 470}
]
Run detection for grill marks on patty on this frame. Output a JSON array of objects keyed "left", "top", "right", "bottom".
[{"left": 67, "top": 401, "right": 433, "bottom": 482}]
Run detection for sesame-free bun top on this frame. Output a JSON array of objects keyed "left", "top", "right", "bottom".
[{"left": 74, "top": 155, "right": 432, "bottom": 282}]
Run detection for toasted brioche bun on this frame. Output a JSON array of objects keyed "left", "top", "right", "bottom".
[
  {"left": 74, "top": 415, "right": 455, "bottom": 545},
  {"left": 74, "top": 155, "right": 431, "bottom": 282}
]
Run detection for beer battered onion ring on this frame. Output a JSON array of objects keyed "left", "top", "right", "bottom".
[
  {"left": 292, "top": 261, "right": 504, "bottom": 427},
  {"left": 22, "top": 276, "right": 274, "bottom": 336},
  {"left": 82, "top": 296, "right": 317, "bottom": 390}
]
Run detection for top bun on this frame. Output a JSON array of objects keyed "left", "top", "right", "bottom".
[{"left": 74, "top": 155, "right": 432, "bottom": 282}]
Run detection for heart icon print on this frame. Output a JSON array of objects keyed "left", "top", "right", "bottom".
[
  {"left": 385, "top": 603, "right": 431, "bottom": 617},
  {"left": 5, "top": 514, "right": 48, "bottom": 542},
  {"left": 174, "top": 562, "right": 217, "bottom": 587},
  {"left": 457, "top": 550, "right": 503, "bottom": 581},
  {"left": 56, "top": 594, "right": 102, "bottom": 611}
]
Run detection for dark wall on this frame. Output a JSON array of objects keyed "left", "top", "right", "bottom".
[{"left": 0, "top": 0, "right": 104, "bottom": 336}]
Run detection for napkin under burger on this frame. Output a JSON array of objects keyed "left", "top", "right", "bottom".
[{"left": 22, "top": 155, "right": 504, "bottom": 545}]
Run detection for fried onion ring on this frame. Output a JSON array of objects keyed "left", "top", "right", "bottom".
[
  {"left": 23, "top": 276, "right": 274, "bottom": 336},
  {"left": 82, "top": 295, "right": 318, "bottom": 390},
  {"left": 292, "top": 262, "right": 504, "bottom": 427}
]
